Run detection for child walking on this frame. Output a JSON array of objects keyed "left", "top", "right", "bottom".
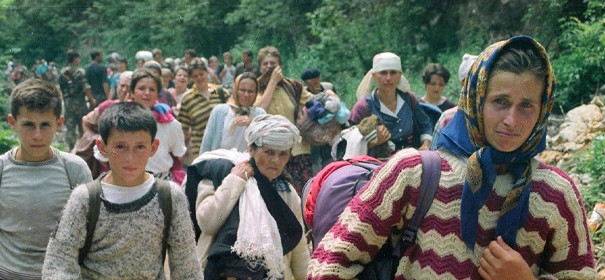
[
  {"left": 0, "top": 78, "right": 92, "bottom": 279},
  {"left": 42, "top": 102, "right": 201, "bottom": 279}
]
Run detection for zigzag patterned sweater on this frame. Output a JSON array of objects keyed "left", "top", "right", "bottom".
[{"left": 307, "top": 149, "right": 596, "bottom": 279}]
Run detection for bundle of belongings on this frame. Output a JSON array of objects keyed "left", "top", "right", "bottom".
[
  {"left": 298, "top": 91, "right": 350, "bottom": 146},
  {"left": 332, "top": 115, "right": 395, "bottom": 161}
]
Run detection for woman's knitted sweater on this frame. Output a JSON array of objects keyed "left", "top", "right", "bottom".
[
  {"left": 307, "top": 148, "right": 596, "bottom": 279},
  {"left": 42, "top": 181, "right": 202, "bottom": 280}
]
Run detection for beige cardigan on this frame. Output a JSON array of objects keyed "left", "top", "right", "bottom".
[{"left": 195, "top": 174, "right": 310, "bottom": 279}]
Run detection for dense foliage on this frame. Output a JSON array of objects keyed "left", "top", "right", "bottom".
[
  {"left": 1, "top": 0, "right": 605, "bottom": 270},
  {"left": 1, "top": 0, "right": 603, "bottom": 110},
  {"left": 575, "top": 134, "right": 605, "bottom": 272}
]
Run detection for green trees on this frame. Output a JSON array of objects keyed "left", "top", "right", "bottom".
[{"left": 0, "top": 0, "right": 603, "bottom": 110}]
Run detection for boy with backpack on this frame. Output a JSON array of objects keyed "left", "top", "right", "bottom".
[
  {"left": 0, "top": 79, "right": 93, "bottom": 279},
  {"left": 42, "top": 102, "right": 202, "bottom": 279}
]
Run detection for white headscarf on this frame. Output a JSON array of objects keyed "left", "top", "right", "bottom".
[
  {"left": 245, "top": 114, "right": 301, "bottom": 150},
  {"left": 355, "top": 52, "right": 411, "bottom": 100},
  {"left": 458, "top": 53, "right": 479, "bottom": 82}
]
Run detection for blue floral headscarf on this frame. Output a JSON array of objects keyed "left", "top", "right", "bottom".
[{"left": 435, "top": 36, "right": 555, "bottom": 250}]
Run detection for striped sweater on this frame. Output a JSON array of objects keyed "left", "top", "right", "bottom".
[
  {"left": 177, "top": 86, "right": 225, "bottom": 156},
  {"left": 307, "top": 148, "right": 596, "bottom": 279}
]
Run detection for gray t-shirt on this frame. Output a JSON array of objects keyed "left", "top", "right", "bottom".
[{"left": 0, "top": 147, "right": 92, "bottom": 279}]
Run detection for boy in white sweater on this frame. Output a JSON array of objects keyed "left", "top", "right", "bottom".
[{"left": 43, "top": 102, "right": 202, "bottom": 279}]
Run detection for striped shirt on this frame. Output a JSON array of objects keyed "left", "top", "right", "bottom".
[{"left": 177, "top": 86, "right": 227, "bottom": 156}]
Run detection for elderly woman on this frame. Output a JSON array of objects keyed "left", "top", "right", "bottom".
[
  {"left": 255, "top": 46, "right": 313, "bottom": 193},
  {"left": 308, "top": 36, "right": 596, "bottom": 279},
  {"left": 193, "top": 114, "right": 310, "bottom": 280},
  {"left": 200, "top": 72, "right": 266, "bottom": 153},
  {"left": 349, "top": 52, "right": 434, "bottom": 155}
]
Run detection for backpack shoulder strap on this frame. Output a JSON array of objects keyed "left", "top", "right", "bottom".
[
  {"left": 59, "top": 150, "right": 77, "bottom": 189},
  {"left": 0, "top": 155, "right": 4, "bottom": 187},
  {"left": 399, "top": 150, "right": 441, "bottom": 249},
  {"left": 79, "top": 178, "right": 103, "bottom": 265},
  {"left": 156, "top": 179, "right": 172, "bottom": 263}
]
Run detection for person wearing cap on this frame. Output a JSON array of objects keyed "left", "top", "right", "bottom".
[
  {"left": 420, "top": 63, "right": 456, "bottom": 112},
  {"left": 194, "top": 114, "right": 310, "bottom": 280},
  {"left": 348, "top": 52, "right": 433, "bottom": 154},
  {"left": 300, "top": 68, "right": 334, "bottom": 95},
  {"left": 300, "top": 68, "right": 338, "bottom": 173}
]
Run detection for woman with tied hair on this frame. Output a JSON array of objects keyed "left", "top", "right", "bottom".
[
  {"left": 254, "top": 46, "right": 313, "bottom": 194},
  {"left": 308, "top": 36, "right": 596, "bottom": 279},
  {"left": 349, "top": 52, "right": 434, "bottom": 156},
  {"left": 193, "top": 114, "right": 310, "bottom": 280},
  {"left": 420, "top": 63, "right": 456, "bottom": 112},
  {"left": 200, "top": 72, "right": 266, "bottom": 153}
]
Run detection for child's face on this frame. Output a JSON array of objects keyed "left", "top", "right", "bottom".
[
  {"left": 132, "top": 77, "right": 159, "bottom": 108},
  {"left": 97, "top": 130, "right": 159, "bottom": 187},
  {"left": 224, "top": 55, "right": 233, "bottom": 65},
  {"left": 7, "top": 108, "right": 63, "bottom": 162}
]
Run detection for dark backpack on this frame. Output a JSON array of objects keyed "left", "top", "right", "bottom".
[
  {"left": 78, "top": 177, "right": 172, "bottom": 265},
  {"left": 302, "top": 150, "right": 441, "bottom": 279},
  {"left": 185, "top": 158, "right": 235, "bottom": 241}
]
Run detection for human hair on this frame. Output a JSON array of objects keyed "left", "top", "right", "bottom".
[
  {"left": 130, "top": 69, "right": 162, "bottom": 96},
  {"left": 174, "top": 65, "right": 190, "bottom": 76},
  {"left": 257, "top": 46, "right": 281, "bottom": 65},
  {"left": 10, "top": 78, "right": 62, "bottom": 119},
  {"left": 98, "top": 102, "right": 157, "bottom": 144},
  {"left": 243, "top": 50, "right": 253, "bottom": 58},
  {"left": 421, "top": 63, "right": 451, "bottom": 84},
  {"left": 223, "top": 52, "right": 233, "bottom": 60},
  {"left": 161, "top": 68, "right": 173, "bottom": 78},
  {"left": 90, "top": 48, "right": 102, "bottom": 61},
  {"left": 143, "top": 60, "right": 162, "bottom": 75},
  {"left": 152, "top": 48, "right": 162, "bottom": 58},
  {"left": 189, "top": 58, "right": 207, "bottom": 72},
  {"left": 66, "top": 49, "right": 80, "bottom": 64},
  {"left": 488, "top": 40, "right": 548, "bottom": 83},
  {"left": 185, "top": 49, "right": 197, "bottom": 57}
]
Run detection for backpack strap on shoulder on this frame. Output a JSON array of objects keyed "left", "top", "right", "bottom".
[
  {"left": 79, "top": 178, "right": 103, "bottom": 265},
  {"left": 60, "top": 150, "right": 77, "bottom": 189},
  {"left": 156, "top": 179, "right": 172, "bottom": 263},
  {"left": 0, "top": 155, "right": 4, "bottom": 187},
  {"left": 399, "top": 150, "right": 441, "bottom": 250}
]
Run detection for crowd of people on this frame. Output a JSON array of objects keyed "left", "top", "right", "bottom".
[{"left": 0, "top": 35, "right": 598, "bottom": 279}]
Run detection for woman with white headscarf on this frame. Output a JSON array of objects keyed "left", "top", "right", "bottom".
[
  {"left": 349, "top": 52, "right": 434, "bottom": 155},
  {"left": 192, "top": 114, "right": 310, "bottom": 280}
]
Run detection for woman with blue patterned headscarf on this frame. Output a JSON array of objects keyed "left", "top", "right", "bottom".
[{"left": 307, "top": 36, "right": 596, "bottom": 279}]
